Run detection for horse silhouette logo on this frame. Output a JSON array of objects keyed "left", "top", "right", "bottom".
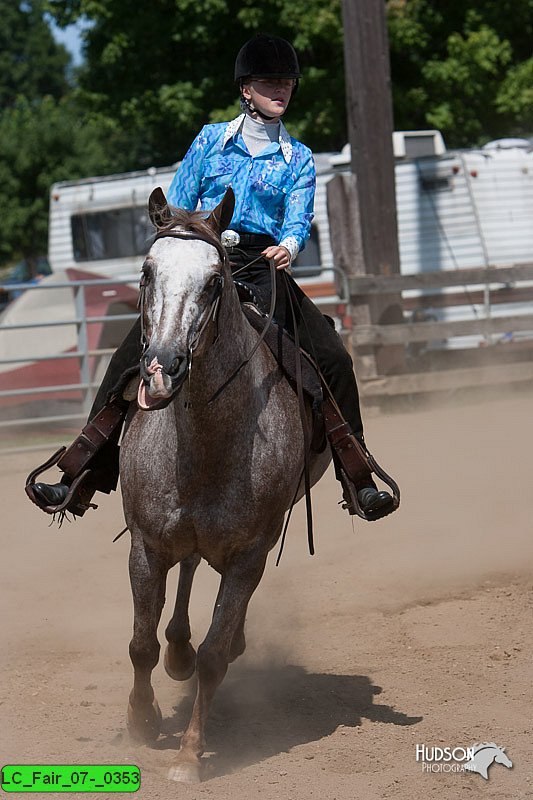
[{"left": 464, "top": 743, "right": 513, "bottom": 779}]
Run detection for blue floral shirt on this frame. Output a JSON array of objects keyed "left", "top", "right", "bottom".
[{"left": 167, "top": 114, "right": 315, "bottom": 258}]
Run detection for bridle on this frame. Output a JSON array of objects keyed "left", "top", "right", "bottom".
[
  {"left": 137, "top": 227, "right": 277, "bottom": 401},
  {"left": 138, "top": 228, "right": 227, "bottom": 358}
]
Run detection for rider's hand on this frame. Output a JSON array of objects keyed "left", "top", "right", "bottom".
[{"left": 262, "top": 245, "right": 291, "bottom": 271}]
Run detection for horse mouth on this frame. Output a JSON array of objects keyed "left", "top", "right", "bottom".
[{"left": 137, "top": 356, "right": 188, "bottom": 411}]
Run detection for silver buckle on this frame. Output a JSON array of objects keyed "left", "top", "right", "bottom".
[{"left": 221, "top": 229, "right": 240, "bottom": 249}]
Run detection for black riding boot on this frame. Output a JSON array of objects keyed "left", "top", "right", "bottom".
[
  {"left": 231, "top": 251, "right": 398, "bottom": 520},
  {"left": 26, "top": 320, "right": 143, "bottom": 515}
]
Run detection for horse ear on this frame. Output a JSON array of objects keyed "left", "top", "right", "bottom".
[
  {"left": 207, "top": 187, "right": 235, "bottom": 235},
  {"left": 149, "top": 187, "right": 170, "bottom": 229}
]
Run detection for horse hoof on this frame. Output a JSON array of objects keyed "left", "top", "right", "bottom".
[
  {"left": 127, "top": 698, "right": 162, "bottom": 743},
  {"left": 164, "top": 642, "right": 196, "bottom": 681},
  {"left": 167, "top": 763, "right": 201, "bottom": 784}
]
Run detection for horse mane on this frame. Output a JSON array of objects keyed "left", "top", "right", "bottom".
[
  {"left": 472, "top": 743, "right": 501, "bottom": 752},
  {"left": 156, "top": 205, "right": 220, "bottom": 247}
]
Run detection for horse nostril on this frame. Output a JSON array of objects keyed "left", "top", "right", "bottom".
[{"left": 169, "top": 356, "right": 182, "bottom": 375}]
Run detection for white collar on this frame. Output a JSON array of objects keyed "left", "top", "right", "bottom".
[
  {"left": 223, "top": 114, "right": 293, "bottom": 164},
  {"left": 279, "top": 122, "right": 293, "bottom": 164}
]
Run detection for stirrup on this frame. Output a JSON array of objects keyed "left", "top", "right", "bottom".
[
  {"left": 25, "top": 447, "right": 98, "bottom": 517},
  {"left": 339, "top": 455, "right": 400, "bottom": 521},
  {"left": 323, "top": 397, "right": 400, "bottom": 521}
]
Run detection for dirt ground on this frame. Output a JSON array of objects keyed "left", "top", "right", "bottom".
[{"left": 1, "top": 389, "right": 532, "bottom": 800}]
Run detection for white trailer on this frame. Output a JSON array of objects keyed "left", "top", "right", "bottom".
[
  {"left": 48, "top": 133, "right": 533, "bottom": 282},
  {"left": 331, "top": 135, "right": 533, "bottom": 348}
]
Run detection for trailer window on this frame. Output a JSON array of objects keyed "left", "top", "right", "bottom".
[
  {"left": 71, "top": 207, "right": 155, "bottom": 262},
  {"left": 419, "top": 175, "right": 452, "bottom": 192},
  {"left": 291, "top": 225, "right": 321, "bottom": 277}
]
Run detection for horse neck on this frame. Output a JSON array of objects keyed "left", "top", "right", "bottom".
[{"left": 476, "top": 750, "right": 494, "bottom": 767}]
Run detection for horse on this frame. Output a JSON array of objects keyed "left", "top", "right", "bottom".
[
  {"left": 119, "top": 187, "right": 331, "bottom": 783},
  {"left": 464, "top": 743, "right": 513, "bottom": 779}
]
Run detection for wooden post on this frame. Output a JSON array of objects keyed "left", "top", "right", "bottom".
[{"left": 328, "top": 0, "right": 404, "bottom": 378}]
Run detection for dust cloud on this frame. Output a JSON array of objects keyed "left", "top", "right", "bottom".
[{"left": 1, "top": 387, "right": 532, "bottom": 798}]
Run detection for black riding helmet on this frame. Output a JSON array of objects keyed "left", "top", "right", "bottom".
[{"left": 234, "top": 33, "right": 301, "bottom": 82}]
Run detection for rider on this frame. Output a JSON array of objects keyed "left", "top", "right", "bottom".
[{"left": 26, "top": 33, "right": 396, "bottom": 521}]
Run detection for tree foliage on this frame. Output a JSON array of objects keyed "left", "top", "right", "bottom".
[
  {"left": 0, "top": 1, "right": 120, "bottom": 265},
  {"left": 2, "top": 0, "right": 532, "bottom": 264},
  {"left": 0, "top": 96, "right": 119, "bottom": 264},
  {"left": 44, "top": 0, "right": 347, "bottom": 165},
  {"left": 42, "top": 0, "right": 533, "bottom": 164},
  {"left": 0, "top": 0, "right": 70, "bottom": 108},
  {"left": 388, "top": 0, "right": 533, "bottom": 146}
]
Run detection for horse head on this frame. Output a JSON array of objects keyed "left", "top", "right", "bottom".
[
  {"left": 464, "top": 743, "right": 513, "bottom": 779},
  {"left": 494, "top": 746, "right": 512, "bottom": 769},
  {"left": 137, "top": 187, "right": 235, "bottom": 410}
]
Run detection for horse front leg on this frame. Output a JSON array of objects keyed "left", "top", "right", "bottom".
[
  {"left": 229, "top": 607, "right": 247, "bottom": 662},
  {"left": 168, "top": 547, "right": 267, "bottom": 784},
  {"left": 210, "top": 576, "right": 246, "bottom": 663},
  {"left": 127, "top": 535, "right": 167, "bottom": 743},
  {"left": 164, "top": 552, "right": 201, "bottom": 680}
]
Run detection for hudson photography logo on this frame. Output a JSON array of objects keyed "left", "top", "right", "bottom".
[{"left": 416, "top": 742, "right": 513, "bottom": 779}]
